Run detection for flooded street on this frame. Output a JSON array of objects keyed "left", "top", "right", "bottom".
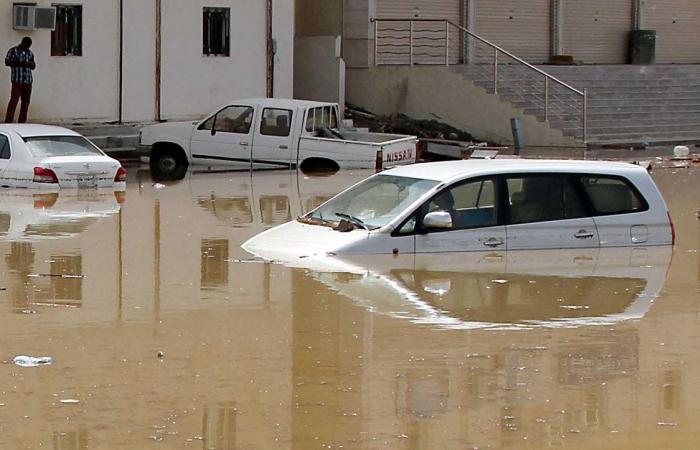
[{"left": 0, "top": 165, "right": 698, "bottom": 449}]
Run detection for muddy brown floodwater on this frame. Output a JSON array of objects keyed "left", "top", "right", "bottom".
[{"left": 0, "top": 165, "right": 698, "bottom": 449}]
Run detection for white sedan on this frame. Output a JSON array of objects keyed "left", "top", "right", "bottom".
[
  {"left": 243, "top": 159, "right": 674, "bottom": 260},
  {"left": 0, "top": 124, "right": 126, "bottom": 190}
]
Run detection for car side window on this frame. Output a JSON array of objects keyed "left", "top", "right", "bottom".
[
  {"left": 578, "top": 175, "right": 647, "bottom": 215},
  {"left": 423, "top": 178, "right": 498, "bottom": 231},
  {"left": 507, "top": 175, "right": 587, "bottom": 224},
  {"left": 199, "top": 105, "right": 254, "bottom": 134},
  {"left": 0, "top": 134, "right": 10, "bottom": 159},
  {"left": 260, "top": 108, "right": 292, "bottom": 137}
]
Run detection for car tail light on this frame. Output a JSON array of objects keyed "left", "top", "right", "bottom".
[
  {"left": 667, "top": 211, "right": 675, "bottom": 245},
  {"left": 114, "top": 166, "right": 127, "bottom": 183},
  {"left": 33, "top": 167, "right": 58, "bottom": 184}
]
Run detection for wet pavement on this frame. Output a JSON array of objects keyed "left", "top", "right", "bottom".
[{"left": 0, "top": 164, "right": 698, "bottom": 449}]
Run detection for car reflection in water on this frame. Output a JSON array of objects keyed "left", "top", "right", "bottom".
[
  {"left": 0, "top": 190, "right": 122, "bottom": 241},
  {"left": 271, "top": 247, "right": 671, "bottom": 329},
  {"left": 0, "top": 190, "right": 121, "bottom": 311}
]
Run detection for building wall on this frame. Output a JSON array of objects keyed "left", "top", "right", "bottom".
[
  {"left": 561, "top": 0, "right": 634, "bottom": 64},
  {"left": 0, "top": 0, "right": 294, "bottom": 123},
  {"left": 644, "top": 0, "right": 700, "bottom": 64},
  {"left": 473, "top": 0, "right": 551, "bottom": 64}
]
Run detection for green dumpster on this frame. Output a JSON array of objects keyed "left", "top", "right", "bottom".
[{"left": 629, "top": 30, "right": 656, "bottom": 65}]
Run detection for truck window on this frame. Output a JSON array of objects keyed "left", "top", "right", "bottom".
[
  {"left": 199, "top": 105, "right": 253, "bottom": 134},
  {"left": 260, "top": 108, "right": 292, "bottom": 137},
  {"left": 305, "top": 106, "right": 338, "bottom": 132}
]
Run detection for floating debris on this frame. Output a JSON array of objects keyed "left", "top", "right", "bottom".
[
  {"left": 491, "top": 279, "right": 508, "bottom": 284},
  {"left": 59, "top": 399, "right": 80, "bottom": 404},
  {"left": 559, "top": 305, "right": 590, "bottom": 310},
  {"left": 27, "top": 273, "right": 84, "bottom": 279},
  {"left": 13, "top": 355, "right": 53, "bottom": 367}
]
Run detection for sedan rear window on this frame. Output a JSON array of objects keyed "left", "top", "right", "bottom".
[
  {"left": 579, "top": 176, "right": 647, "bottom": 215},
  {"left": 24, "top": 136, "right": 104, "bottom": 158}
]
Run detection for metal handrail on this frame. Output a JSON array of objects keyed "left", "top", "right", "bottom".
[{"left": 371, "top": 18, "right": 588, "bottom": 142}]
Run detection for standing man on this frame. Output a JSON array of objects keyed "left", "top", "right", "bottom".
[{"left": 4, "top": 37, "right": 36, "bottom": 123}]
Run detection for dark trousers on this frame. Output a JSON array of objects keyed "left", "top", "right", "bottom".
[{"left": 5, "top": 82, "right": 32, "bottom": 123}]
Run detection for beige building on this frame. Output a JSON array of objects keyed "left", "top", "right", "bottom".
[{"left": 1, "top": 0, "right": 294, "bottom": 123}]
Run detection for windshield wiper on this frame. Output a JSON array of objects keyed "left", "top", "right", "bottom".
[{"left": 335, "top": 213, "right": 370, "bottom": 230}]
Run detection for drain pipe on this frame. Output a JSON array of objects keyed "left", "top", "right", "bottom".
[
  {"left": 118, "top": 0, "right": 123, "bottom": 123},
  {"left": 266, "top": 0, "right": 274, "bottom": 98},
  {"left": 155, "top": 0, "right": 162, "bottom": 121}
]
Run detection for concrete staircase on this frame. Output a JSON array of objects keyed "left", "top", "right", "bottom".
[{"left": 459, "top": 64, "right": 700, "bottom": 147}]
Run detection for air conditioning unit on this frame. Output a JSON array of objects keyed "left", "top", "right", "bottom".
[
  {"left": 12, "top": 5, "right": 56, "bottom": 30},
  {"left": 34, "top": 6, "right": 56, "bottom": 30},
  {"left": 13, "top": 4, "right": 34, "bottom": 30}
]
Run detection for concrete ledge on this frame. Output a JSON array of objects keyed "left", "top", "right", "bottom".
[{"left": 346, "top": 66, "right": 582, "bottom": 148}]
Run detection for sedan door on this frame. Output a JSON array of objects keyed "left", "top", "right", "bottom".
[
  {"left": 505, "top": 174, "right": 599, "bottom": 250},
  {"left": 190, "top": 104, "right": 256, "bottom": 168},
  {"left": 414, "top": 177, "right": 508, "bottom": 253}
]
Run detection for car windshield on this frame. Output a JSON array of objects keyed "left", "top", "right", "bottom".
[
  {"left": 304, "top": 174, "right": 439, "bottom": 229},
  {"left": 24, "top": 136, "right": 104, "bottom": 158}
]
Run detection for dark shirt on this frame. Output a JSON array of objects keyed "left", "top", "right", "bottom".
[{"left": 5, "top": 46, "right": 35, "bottom": 84}]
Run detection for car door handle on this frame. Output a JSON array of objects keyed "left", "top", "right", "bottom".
[
  {"left": 279, "top": 145, "right": 288, "bottom": 149},
  {"left": 483, "top": 238, "right": 504, "bottom": 248},
  {"left": 240, "top": 141, "right": 249, "bottom": 146},
  {"left": 574, "top": 230, "right": 595, "bottom": 239}
]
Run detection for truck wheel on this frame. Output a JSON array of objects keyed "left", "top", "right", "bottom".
[
  {"left": 150, "top": 147, "right": 188, "bottom": 181},
  {"left": 300, "top": 158, "right": 340, "bottom": 175}
]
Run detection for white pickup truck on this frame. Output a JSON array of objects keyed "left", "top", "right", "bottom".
[{"left": 137, "top": 98, "right": 418, "bottom": 178}]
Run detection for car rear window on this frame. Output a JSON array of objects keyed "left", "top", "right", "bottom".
[
  {"left": 578, "top": 176, "right": 647, "bottom": 215},
  {"left": 24, "top": 136, "right": 104, "bottom": 158}
]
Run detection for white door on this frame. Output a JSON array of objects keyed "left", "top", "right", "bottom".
[
  {"left": 250, "top": 107, "right": 294, "bottom": 169},
  {"left": 415, "top": 177, "right": 507, "bottom": 253},
  {"left": 505, "top": 174, "right": 599, "bottom": 250},
  {"left": 190, "top": 104, "right": 256, "bottom": 168}
]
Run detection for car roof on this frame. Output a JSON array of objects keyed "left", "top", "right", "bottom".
[
  {"left": 0, "top": 123, "right": 81, "bottom": 138},
  {"left": 383, "top": 159, "right": 648, "bottom": 183},
  {"left": 231, "top": 98, "right": 338, "bottom": 110}
]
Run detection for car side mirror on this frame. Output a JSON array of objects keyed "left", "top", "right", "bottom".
[{"left": 423, "top": 211, "right": 452, "bottom": 230}]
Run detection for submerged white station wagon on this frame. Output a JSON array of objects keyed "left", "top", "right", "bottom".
[{"left": 242, "top": 159, "right": 674, "bottom": 260}]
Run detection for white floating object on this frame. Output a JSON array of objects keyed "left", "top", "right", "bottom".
[
  {"left": 673, "top": 145, "right": 690, "bottom": 158},
  {"left": 13, "top": 355, "right": 53, "bottom": 367},
  {"left": 59, "top": 399, "right": 80, "bottom": 404}
]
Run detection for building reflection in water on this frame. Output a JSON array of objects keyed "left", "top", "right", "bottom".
[
  {"left": 201, "top": 239, "right": 230, "bottom": 289},
  {"left": 259, "top": 195, "right": 291, "bottom": 225},
  {"left": 29, "top": 255, "right": 83, "bottom": 308},
  {"left": 197, "top": 195, "right": 253, "bottom": 226},
  {"left": 52, "top": 428, "right": 88, "bottom": 450},
  {"left": 202, "top": 402, "right": 237, "bottom": 450},
  {"left": 5, "top": 242, "right": 35, "bottom": 311}
]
